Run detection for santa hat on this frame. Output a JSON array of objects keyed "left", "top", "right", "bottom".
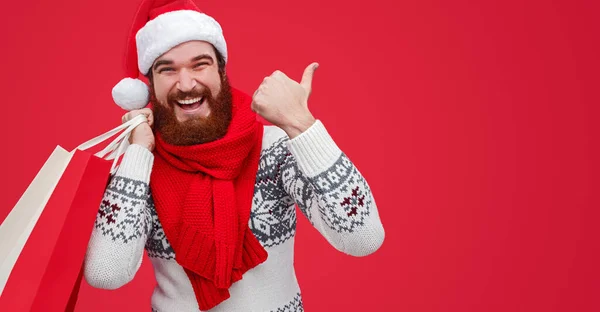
[{"left": 112, "top": 0, "right": 228, "bottom": 110}]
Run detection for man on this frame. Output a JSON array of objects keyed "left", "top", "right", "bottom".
[{"left": 84, "top": 0, "right": 385, "bottom": 311}]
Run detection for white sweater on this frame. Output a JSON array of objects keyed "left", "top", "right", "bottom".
[{"left": 84, "top": 120, "right": 385, "bottom": 312}]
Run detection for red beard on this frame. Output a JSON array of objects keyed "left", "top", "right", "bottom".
[{"left": 151, "top": 75, "right": 233, "bottom": 146}]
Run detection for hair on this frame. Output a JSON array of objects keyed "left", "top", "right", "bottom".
[{"left": 146, "top": 44, "right": 226, "bottom": 84}]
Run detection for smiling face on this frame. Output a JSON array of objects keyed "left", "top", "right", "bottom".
[{"left": 148, "top": 40, "right": 233, "bottom": 146}]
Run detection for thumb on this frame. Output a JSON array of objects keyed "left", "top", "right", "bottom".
[{"left": 300, "top": 62, "right": 319, "bottom": 94}]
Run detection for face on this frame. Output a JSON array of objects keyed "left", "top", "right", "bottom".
[{"left": 149, "top": 40, "right": 233, "bottom": 146}]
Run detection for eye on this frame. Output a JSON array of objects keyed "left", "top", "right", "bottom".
[
  {"left": 194, "top": 62, "right": 209, "bottom": 69},
  {"left": 158, "top": 67, "right": 174, "bottom": 73}
]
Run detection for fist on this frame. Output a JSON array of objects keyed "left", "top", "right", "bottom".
[
  {"left": 251, "top": 62, "right": 318, "bottom": 138},
  {"left": 121, "top": 108, "right": 155, "bottom": 151}
]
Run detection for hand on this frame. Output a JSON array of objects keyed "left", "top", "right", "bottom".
[
  {"left": 121, "top": 108, "right": 155, "bottom": 151},
  {"left": 251, "top": 62, "right": 319, "bottom": 138}
]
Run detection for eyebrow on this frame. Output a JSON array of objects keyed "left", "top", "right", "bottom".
[
  {"left": 191, "top": 54, "right": 214, "bottom": 63},
  {"left": 153, "top": 59, "right": 173, "bottom": 71}
]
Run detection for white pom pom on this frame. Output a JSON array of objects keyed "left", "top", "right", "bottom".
[{"left": 111, "top": 78, "right": 149, "bottom": 110}]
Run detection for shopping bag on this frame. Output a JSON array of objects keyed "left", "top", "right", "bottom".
[{"left": 0, "top": 114, "right": 147, "bottom": 311}]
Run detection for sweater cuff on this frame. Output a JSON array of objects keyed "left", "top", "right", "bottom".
[
  {"left": 115, "top": 144, "right": 154, "bottom": 183},
  {"left": 286, "top": 120, "right": 342, "bottom": 178}
]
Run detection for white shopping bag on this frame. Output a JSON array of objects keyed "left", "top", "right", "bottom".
[{"left": 0, "top": 114, "right": 147, "bottom": 294}]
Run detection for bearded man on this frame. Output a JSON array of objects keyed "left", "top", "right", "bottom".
[{"left": 84, "top": 0, "right": 385, "bottom": 311}]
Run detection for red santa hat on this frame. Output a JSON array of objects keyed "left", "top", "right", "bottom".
[{"left": 112, "top": 0, "right": 228, "bottom": 110}]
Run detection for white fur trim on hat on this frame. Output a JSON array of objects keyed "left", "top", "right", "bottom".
[
  {"left": 135, "top": 10, "right": 228, "bottom": 75},
  {"left": 112, "top": 78, "right": 149, "bottom": 110}
]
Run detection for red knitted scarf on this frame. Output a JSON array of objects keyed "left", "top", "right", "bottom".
[{"left": 150, "top": 88, "right": 268, "bottom": 310}]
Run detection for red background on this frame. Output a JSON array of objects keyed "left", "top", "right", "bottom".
[{"left": 0, "top": 0, "right": 598, "bottom": 311}]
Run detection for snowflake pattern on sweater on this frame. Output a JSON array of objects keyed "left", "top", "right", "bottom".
[
  {"left": 94, "top": 176, "right": 152, "bottom": 244},
  {"left": 84, "top": 121, "right": 384, "bottom": 312},
  {"left": 280, "top": 143, "right": 374, "bottom": 234},
  {"left": 272, "top": 293, "right": 304, "bottom": 312},
  {"left": 145, "top": 198, "right": 175, "bottom": 260},
  {"left": 250, "top": 136, "right": 298, "bottom": 248}
]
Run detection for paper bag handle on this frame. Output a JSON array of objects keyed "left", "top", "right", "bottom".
[{"left": 72, "top": 114, "right": 148, "bottom": 174}]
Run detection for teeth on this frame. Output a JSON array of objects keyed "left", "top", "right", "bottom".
[{"left": 177, "top": 97, "right": 203, "bottom": 105}]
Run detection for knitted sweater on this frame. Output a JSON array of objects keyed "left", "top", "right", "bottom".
[{"left": 84, "top": 120, "right": 385, "bottom": 312}]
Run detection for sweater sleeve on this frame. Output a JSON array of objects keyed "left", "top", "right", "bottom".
[
  {"left": 280, "top": 120, "right": 385, "bottom": 256},
  {"left": 84, "top": 143, "right": 154, "bottom": 289}
]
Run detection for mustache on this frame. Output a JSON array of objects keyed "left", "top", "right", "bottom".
[{"left": 167, "top": 87, "right": 212, "bottom": 103}]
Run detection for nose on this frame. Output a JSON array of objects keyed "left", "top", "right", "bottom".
[{"left": 176, "top": 69, "right": 197, "bottom": 92}]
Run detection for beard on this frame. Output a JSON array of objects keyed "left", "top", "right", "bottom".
[{"left": 151, "top": 74, "right": 233, "bottom": 146}]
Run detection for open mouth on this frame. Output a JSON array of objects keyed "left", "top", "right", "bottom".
[{"left": 175, "top": 96, "right": 205, "bottom": 111}]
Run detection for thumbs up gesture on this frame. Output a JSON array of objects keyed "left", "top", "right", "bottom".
[{"left": 251, "top": 62, "right": 319, "bottom": 138}]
